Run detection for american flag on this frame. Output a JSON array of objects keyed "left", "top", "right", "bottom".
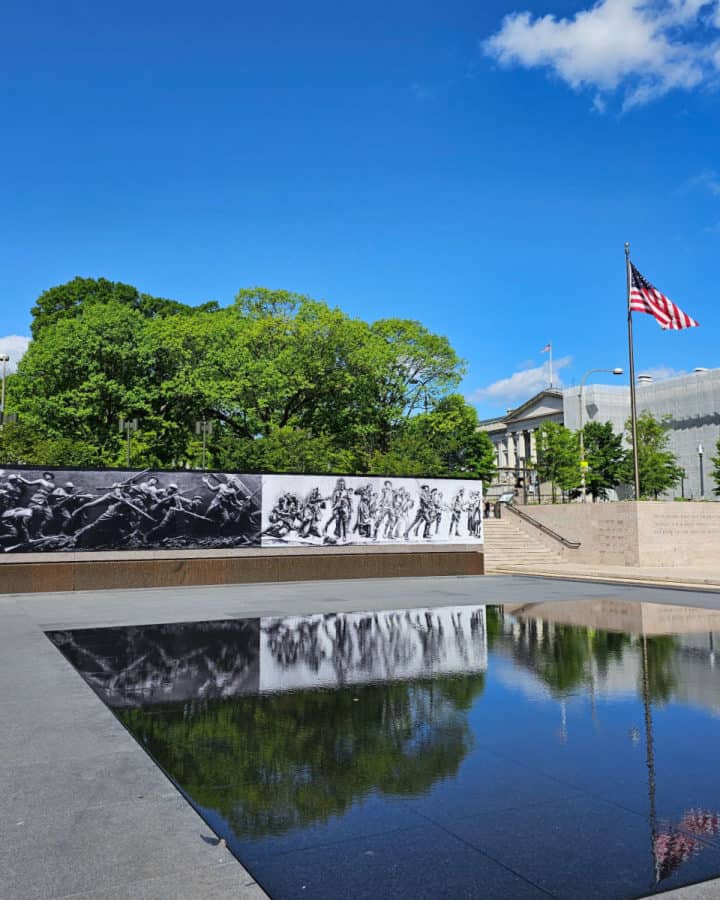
[
  {"left": 540, "top": 343, "right": 551, "bottom": 352},
  {"left": 630, "top": 263, "right": 699, "bottom": 330}
]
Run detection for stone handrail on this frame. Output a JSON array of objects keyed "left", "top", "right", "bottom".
[{"left": 505, "top": 503, "right": 581, "bottom": 550}]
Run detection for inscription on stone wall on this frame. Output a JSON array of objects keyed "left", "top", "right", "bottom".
[
  {"left": 593, "top": 516, "right": 636, "bottom": 563},
  {"left": 647, "top": 509, "right": 720, "bottom": 539}
]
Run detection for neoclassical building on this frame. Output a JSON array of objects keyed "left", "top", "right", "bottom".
[
  {"left": 477, "top": 368, "right": 720, "bottom": 500},
  {"left": 478, "top": 390, "right": 563, "bottom": 474}
]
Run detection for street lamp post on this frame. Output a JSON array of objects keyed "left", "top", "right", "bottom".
[
  {"left": 0, "top": 353, "right": 9, "bottom": 425},
  {"left": 195, "top": 418, "right": 213, "bottom": 471},
  {"left": 119, "top": 417, "right": 139, "bottom": 467},
  {"left": 698, "top": 443, "right": 705, "bottom": 498},
  {"left": 578, "top": 367, "right": 624, "bottom": 502}
]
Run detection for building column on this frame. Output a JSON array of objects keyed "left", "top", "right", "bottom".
[{"left": 523, "top": 430, "right": 531, "bottom": 461}]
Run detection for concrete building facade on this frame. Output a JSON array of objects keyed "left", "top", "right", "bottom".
[{"left": 478, "top": 368, "right": 720, "bottom": 500}]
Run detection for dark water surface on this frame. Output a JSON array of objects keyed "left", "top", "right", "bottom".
[{"left": 47, "top": 600, "right": 720, "bottom": 899}]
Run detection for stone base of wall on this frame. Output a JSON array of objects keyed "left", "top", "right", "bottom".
[
  {"left": 516, "top": 501, "right": 720, "bottom": 568},
  {"left": 0, "top": 548, "right": 484, "bottom": 594}
]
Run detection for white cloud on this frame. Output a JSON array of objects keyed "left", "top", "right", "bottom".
[
  {"left": 469, "top": 355, "right": 572, "bottom": 405},
  {"left": 483, "top": 0, "right": 720, "bottom": 110},
  {"left": 689, "top": 168, "right": 720, "bottom": 194},
  {"left": 0, "top": 335, "right": 31, "bottom": 373},
  {"left": 638, "top": 365, "right": 688, "bottom": 379}
]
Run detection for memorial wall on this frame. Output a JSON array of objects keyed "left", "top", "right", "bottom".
[
  {"left": 517, "top": 501, "right": 720, "bottom": 568},
  {"left": 0, "top": 467, "right": 483, "bottom": 554}
]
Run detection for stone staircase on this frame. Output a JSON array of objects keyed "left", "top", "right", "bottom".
[{"left": 483, "top": 514, "right": 566, "bottom": 572}]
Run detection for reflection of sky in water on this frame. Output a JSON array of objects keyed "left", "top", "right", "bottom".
[{"left": 47, "top": 602, "right": 720, "bottom": 899}]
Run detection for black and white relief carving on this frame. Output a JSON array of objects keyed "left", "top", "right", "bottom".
[
  {"left": 0, "top": 468, "right": 261, "bottom": 553},
  {"left": 260, "top": 475, "right": 484, "bottom": 547}
]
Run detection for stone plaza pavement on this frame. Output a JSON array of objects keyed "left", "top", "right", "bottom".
[
  {"left": 4, "top": 573, "right": 720, "bottom": 900},
  {"left": 487, "top": 561, "right": 720, "bottom": 592}
]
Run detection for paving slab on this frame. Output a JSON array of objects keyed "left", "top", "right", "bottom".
[
  {"left": 489, "top": 562, "right": 720, "bottom": 591},
  {"left": 52, "top": 865, "right": 265, "bottom": 900}
]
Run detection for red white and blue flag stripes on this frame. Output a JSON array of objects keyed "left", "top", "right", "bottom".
[{"left": 629, "top": 263, "right": 699, "bottom": 331}]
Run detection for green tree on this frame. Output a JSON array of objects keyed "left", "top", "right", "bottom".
[
  {"left": 622, "top": 411, "right": 683, "bottom": 499},
  {"left": 536, "top": 422, "right": 581, "bottom": 502},
  {"left": 581, "top": 421, "right": 625, "bottom": 501},
  {"left": 29, "top": 276, "right": 216, "bottom": 338},
  {"left": 369, "top": 394, "right": 497, "bottom": 482},
  {"left": 710, "top": 437, "right": 720, "bottom": 496},
  {"left": 11, "top": 280, "right": 471, "bottom": 474},
  {"left": 0, "top": 419, "right": 100, "bottom": 467},
  {"left": 10, "top": 302, "right": 159, "bottom": 465}
]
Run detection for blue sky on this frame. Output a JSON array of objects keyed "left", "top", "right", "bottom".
[{"left": 2, "top": 0, "right": 720, "bottom": 418}]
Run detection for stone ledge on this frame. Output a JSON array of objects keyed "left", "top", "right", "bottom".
[
  {"left": 0, "top": 542, "right": 480, "bottom": 564},
  {"left": 0, "top": 549, "right": 484, "bottom": 593}
]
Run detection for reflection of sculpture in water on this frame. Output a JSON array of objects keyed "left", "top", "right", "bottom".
[
  {"left": 49, "top": 620, "right": 260, "bottom": 707},
  {"left": 262, "top": 607, "right": 487, "bottom": 689}
]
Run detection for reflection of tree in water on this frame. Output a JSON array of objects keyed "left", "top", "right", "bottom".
[
  {"left": 506, "top": 619, "right": 591, "bottom": 696},
  {"left": 118, "top": 673, "right": 485, "bottom": 839},
  {"left": 498, "top": 610, "right": 675, "bottom": 702},
  {"left": 486, "top": 605, "right": 502, "bottom": 649},
  {"left": 642, "top": 636, "right": 677, "bottom": 705},
  {"left": 590, "top": 630, "right": 631, "bottom": 678}
]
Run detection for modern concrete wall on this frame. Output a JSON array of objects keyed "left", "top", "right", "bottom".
[
  {"left": 635, "top": 502, "right": 720, "bottom": 567},
  {"left": 563, "top": 369, "right": 720, "bottom": 500},
  {"left": 517, "top": 502, "right": 720, "bottom": 568}
]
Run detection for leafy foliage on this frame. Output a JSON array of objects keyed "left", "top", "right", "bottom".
[
  {"left": 369, "top": 394, "right": 497, "bottom": 483},
  {"left": 581, "top": 420, "right": 625, "bottom": 501},
  {"left": 6, "top": 280, "right": 483, "bottom": 477},
  {"left": 29, "top": 276, "right": 217, "bottom": 339},
  {"left": 535, "top": 421, "right": 581, "bottom": 502},
  {"left": 710, "top": 437, "right": 720, "bottom": 496},
  {"left": 622, "top": 411, "right": 683, "bottom": 499}
]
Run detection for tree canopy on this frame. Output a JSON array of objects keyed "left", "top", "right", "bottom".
[
  {"left": 710, "top": 437, "right": 720, "bottom": 496},
  {"left": 581, "top": 420, "right": 625, "bottom": 501},
  {"left": 29, "top": 276, "right": 218, "bottom": 339},
  {"left": 535, "top": 421, "right": 581, "bottom": 501},
  {"left": 4, "top": 279, "right": 492, "bottom": 481},
  {"left": 621, "top": 411, "right": 683, "bottom": 499}
]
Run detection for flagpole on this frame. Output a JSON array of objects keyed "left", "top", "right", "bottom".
[
  {"left": 626, "top": 242, "right": 641, "bottom": 499},
  {"left": 549, "top": 343, "right": 553, "bottom": 389}
]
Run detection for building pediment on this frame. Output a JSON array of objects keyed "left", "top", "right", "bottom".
[{"left": 505, "top": 390, "right": 564, "bottom": 424}]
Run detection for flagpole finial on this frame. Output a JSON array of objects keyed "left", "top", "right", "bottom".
[{"left": 625, "top": 242, "right": 630, "bottom": 258}]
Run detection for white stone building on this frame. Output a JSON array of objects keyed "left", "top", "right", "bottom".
[{"left": 477, "top": 368, "right": 720, "bottom": 500}]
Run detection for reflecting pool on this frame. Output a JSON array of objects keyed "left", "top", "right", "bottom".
[{"left": 48, "top": 600, "right": 720, "bottom": 899}]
